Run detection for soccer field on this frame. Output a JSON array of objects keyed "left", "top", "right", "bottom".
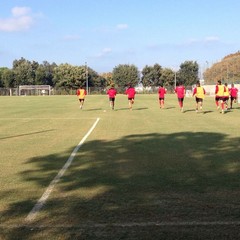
[{"left": 0, "top": 94, "right": 240, "bottom": 239}]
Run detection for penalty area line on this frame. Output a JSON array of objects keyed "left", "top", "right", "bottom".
[{"left": 25, "top": 117, "right": 100, "bottom": 223}]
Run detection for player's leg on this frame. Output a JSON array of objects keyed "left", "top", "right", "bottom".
[
  {"left": 128, "top": 99, "right": 132, "bottom": 110},
  {"left": 215, "top": 97, "right": 220, "bottom": 109},
  {"left": 159, "top": 98, "right": 161, "bottom": 108},
  {"left": 161, "top": 99, "right": 164, "bottom": 108},
  {"left": 112, "top": 98, "right": 115, "bottom": 110},
  {"left": 220, "top": 99, "right": 225, "bottom": 113}
]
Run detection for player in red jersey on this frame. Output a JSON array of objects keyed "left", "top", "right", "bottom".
[
  {"left": 174, "top": 81, "right": 186, "bottom": 112},
  {"left": 76, "top": 86, "right": 87, "bottom": 109},
  {"left": 158, "top": 84, "right": 167, "bottom": 109},
  {"left": 125, "top": 84, "right": 136, "bottom": 110},
  {"left": 215, "top": 80, "right": 226, "bottom": 114},
  {"left": 229, "top": 83, "right": 239, "bottom": 109},
  {"left": 107, "top": 84, "right": 117, "bottom": 110}
]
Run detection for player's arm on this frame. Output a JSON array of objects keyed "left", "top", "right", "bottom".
[{"left": 192, "top": 88, "right": 196, "bottom": 97}]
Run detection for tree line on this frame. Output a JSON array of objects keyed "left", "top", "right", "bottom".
[{"left": 0, "top": 57, "right": 200, "bottom": 92}]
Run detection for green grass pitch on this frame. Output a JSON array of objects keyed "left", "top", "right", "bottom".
[{"left": 0, "top": 94, "right": 240, "bottom": 239}]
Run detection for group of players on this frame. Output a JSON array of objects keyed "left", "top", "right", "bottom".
[{"left": 76, "top": 81, "right": 239, "bottom": 113}]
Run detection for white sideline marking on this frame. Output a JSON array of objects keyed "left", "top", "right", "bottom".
[
  {"left": 25, "top": 118, "right": 100, "bottom": 223},
  {"left": 0, "top": 117, "right": 97, "bottom": 120}
]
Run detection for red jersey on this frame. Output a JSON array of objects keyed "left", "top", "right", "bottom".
[
  {"left": 125, "top": 87, "right": 136, "bottom": 98},
  {"left": 107, "top": 88, "right": 117, "bottom": 98},
  {"left": 229, "top": 87, "right": 238, "bottom": 97},
  {"left": 158, "top": 87, "right": 167, "bottom": 98},
  {"left": 175, "top": 85, "right": 185, "bottom": 98}
]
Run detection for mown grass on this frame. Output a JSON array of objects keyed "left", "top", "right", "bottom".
[{"left": 0, "top": 94, "right": 240, "bottom": 239}]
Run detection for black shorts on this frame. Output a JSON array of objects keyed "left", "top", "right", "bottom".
[
  {"left": 159, "top": 97, "right": 164, "bottom": 100},
  {"left": 217, "top": 97, "right": 225, "bottom": 101},
  {"left": 195, "top": 97, "right": 203, "bottom": 103},
  {"left": 224, "top": 97, "right": 229, "bottom": 101},
  {"left": 231, "top": 96, "right": 237, "bottom": 101},
  {"left": 79, "top": 98, "right": 85, "bottom": 102},
  {"left": 178, "top": 98, "right": 184, "bottom": 102},
  {"left": 128, "top": 98, "right": 134, "bottom": 101},
  {"left": 109, "top": 97, "right": 115, "bottom": 102}
]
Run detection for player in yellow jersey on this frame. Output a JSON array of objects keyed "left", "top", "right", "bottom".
[
  {"left": 192, "top": 81, "right": 206, "bottom": 112},
  {"left": 215, "top": 80, "right": 226, "bottom": 114},
  {"left": 76, "top": 86, "right": 87, "bottom": 109},
  {"left": 223, "top": 83, "right": 230, "bottom": 110}
]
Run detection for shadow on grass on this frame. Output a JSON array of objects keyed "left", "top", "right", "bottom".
[
  {"left": 0, "top": 129, "right": 55, "bottom": 140},
  {"left": 2, "top": 132, "right": 240, "bottom": 239},
  {"left": 83, "top": 108, "right": 103, "bottom": 111}
]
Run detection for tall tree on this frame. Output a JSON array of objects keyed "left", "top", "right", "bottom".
[
  {"left": 178, "top": 61, "right": 199, "bottom": 86},
  {"left": 53, "top": 64, "right": 86, "bottom": 89},
  {"left": 35, "top": 61, "right": 57, "bottom": 86},
  {"left": 0, "top": 68, "right": 8, "bottom": 87},
  {"left": 112, "top": 64, "right": 139, "bottom": 90},
  {"left": 1, "top": 68, "right": 15, "bottom": 87},
  {"left": 12, "top": 58, "right": 36, "bottom": 86},
  {"left": 160, "top": 68, "right": 175, "bottom": 88},
  {"left": 141, "top": 63, "right": 162, "bottom": 87}
]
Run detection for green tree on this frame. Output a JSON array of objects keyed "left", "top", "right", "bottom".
[
  {"left": 112, "top": 64, "right": 139, "bottom": 90},
  {"left": 12, "top": 58, "right": 36, "bottom": 86},
  {"left": 53, "top": 64, "right": 86, "bottom": 89},
  {"left": 178, "top": 61, "right": 199, "bottom": 86},
  {"left": 1, "top": 68, "right": 15, "bottom": 87},
  {"left": 141, "top": 63, "right": 162, "bottom": 87},
  {"left": 35, "top": 61, "right": 57, "bottom": 86},
  {"left": 100, "top": 72, "right": 113, "bottom": 87},
  {"left": 0, "top": 67, "right": 8, "bottom": 87},
  {"left": 160, "top": 68, "right": 175, "bottom": 88}
]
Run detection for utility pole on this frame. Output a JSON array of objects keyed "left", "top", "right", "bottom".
[{"left": 85, "top": 62, "right": 88, "bottom": 94}]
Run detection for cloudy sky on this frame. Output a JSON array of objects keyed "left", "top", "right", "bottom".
[{"left": 1, "top": 0, "right": 240, "bottom": 72}]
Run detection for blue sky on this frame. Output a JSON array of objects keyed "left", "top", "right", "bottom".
[{"left": 1, "top": 0, "right": 240, "bottom": 73}]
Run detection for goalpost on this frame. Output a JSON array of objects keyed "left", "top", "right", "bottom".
[{"left": 19, "top": 85, "right": 52, "bottom": 96}]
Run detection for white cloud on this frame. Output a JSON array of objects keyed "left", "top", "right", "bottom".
[
  {"left": 96, "top": 48, "right": 112, "bottom": 58},
  {"left": 116, "top": 24, "right": 128, "bottom": 30},
  {"left": 63, "top": 35, "right": 81, "bottom": 41},
  {"left": 0, "top": 6, "right": 34, "bottom": 32},
  {"left": 186, "top": 36, "right": 220, "bottom": 45},
  {"left": 12, "top": 6, "right": 31, "bottom": 17},
  {"left": 204, "top": 36, "right": 220, "bottom": 43}
]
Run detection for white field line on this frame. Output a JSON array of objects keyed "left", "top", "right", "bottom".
[
  {"left": 25, "top": 117, "right": 100, "bottom": 223},
  {"left": 0, "top": 117, "right": 97, "bottom": 120},
  {"left": 2, "top": 221, "right": 240, "bottom": 229}
]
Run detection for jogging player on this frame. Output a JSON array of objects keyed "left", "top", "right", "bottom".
[
  {"left": 215, "top": 80, "right": 226, "bottom": 114},
  {"left": 76, "top": 86, "right": 87, "bottom": 109},
  {"left": 158, "top": 84, "right": 167, "bottom": 109},
  {"left": 192, "top": 81, "right": 206, "bottom": 112},
  {"left": 229, "top": 83, "right": 238, "bottom": 109},
  {"left": 125, "top": 84, "right": 136, "bottom": 110},
  {"left": 107, "top": 84, "right": 117, "bottom": 110},
  {"left": 174, "top": 81, "right": 186, "bottom": 112}
]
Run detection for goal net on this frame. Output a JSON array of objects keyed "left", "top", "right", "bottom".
[{"left": 19, "top": 85, "right": 51, "bottom": 96}]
